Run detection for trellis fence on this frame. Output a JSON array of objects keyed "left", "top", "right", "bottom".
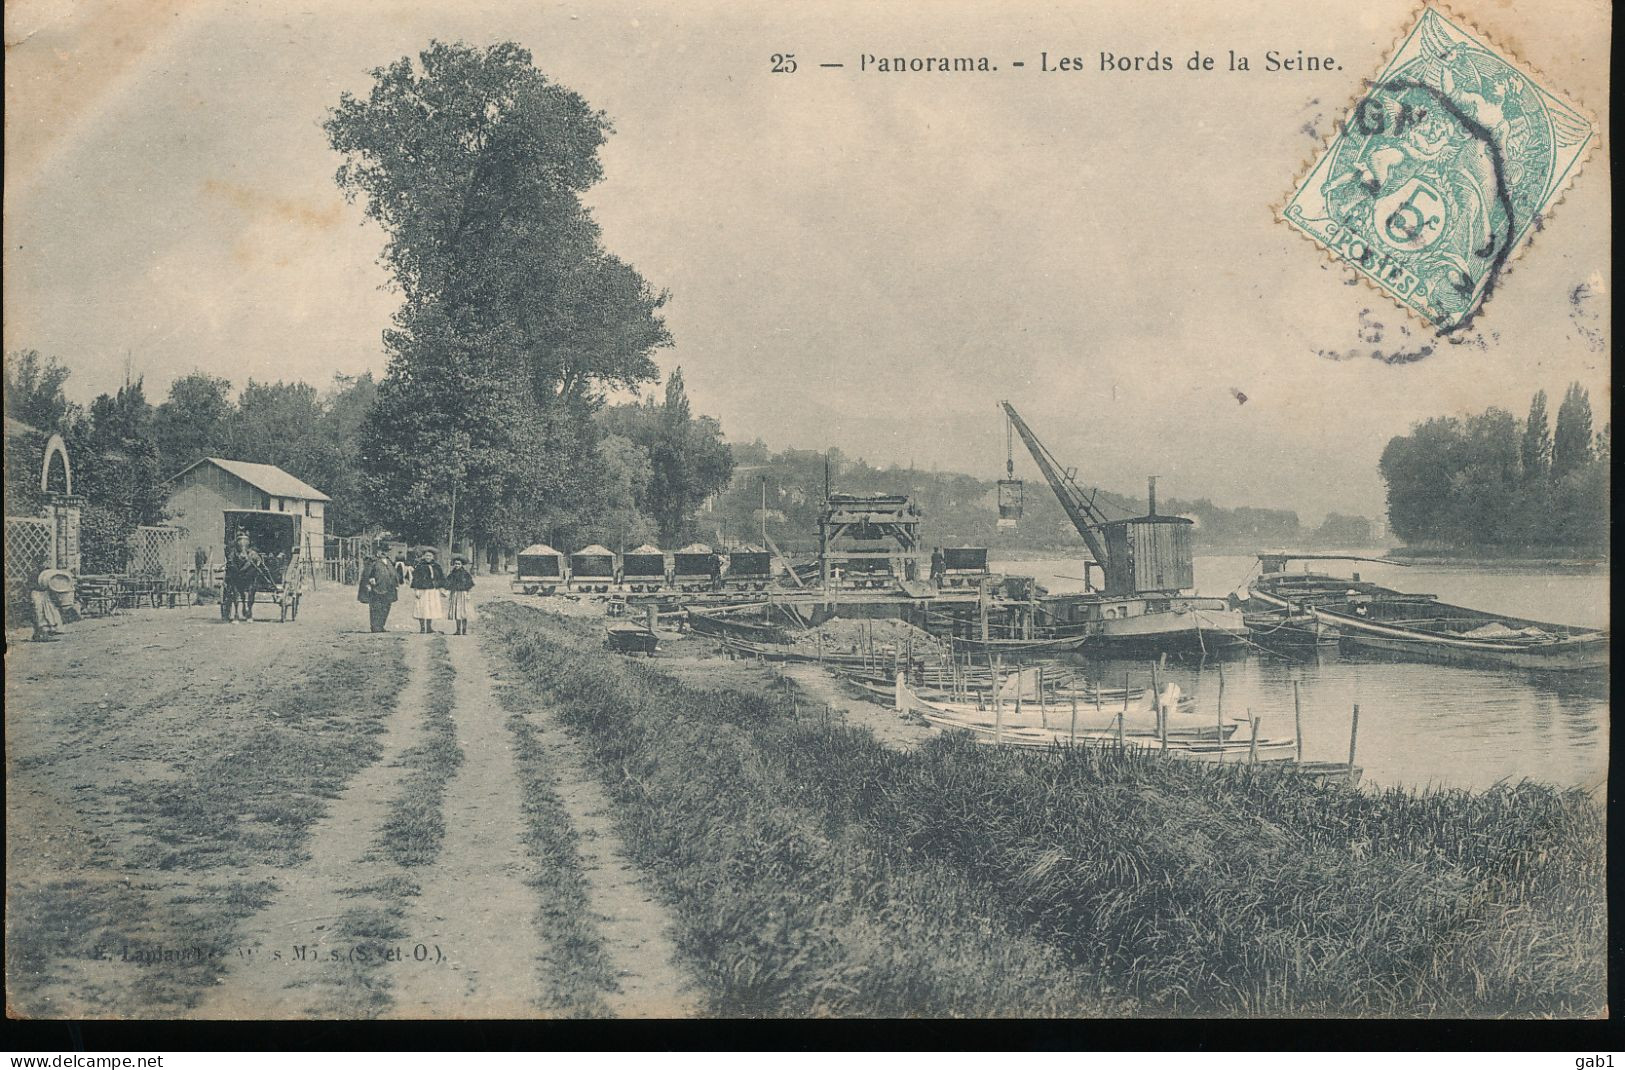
[
  {"left": 127, "top": 525, "right": 188, "bottom": 585},
  {"left": 5, "top": 516, "right": 57, "bottom": 629}
]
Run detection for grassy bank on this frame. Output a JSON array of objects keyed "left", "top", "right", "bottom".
[
  {"left": 487, "top": 602, "right": 1606, "bottom": 1018},
  {"left": 490, "top": 603, "right": 1110, "bottom": 1017}
]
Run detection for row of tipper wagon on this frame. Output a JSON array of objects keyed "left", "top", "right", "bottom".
[{"left": 510, "top": 542, "right": 775, "bottom": 595}]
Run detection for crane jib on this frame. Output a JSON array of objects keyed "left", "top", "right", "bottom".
[{"left": 1000, "top": 401, "right": 1114, "bottom": 571}]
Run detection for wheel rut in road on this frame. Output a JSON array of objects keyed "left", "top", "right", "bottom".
[
  {"left": 497, "top": 642, "right": 698, "bottom": 1018},
  {"left": 385, "top": 630, "right": 546, "bottom": 1018}
]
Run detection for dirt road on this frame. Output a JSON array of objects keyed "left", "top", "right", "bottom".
[{"left": 5, "top": 583, "right": 693, "bottom": 1019}]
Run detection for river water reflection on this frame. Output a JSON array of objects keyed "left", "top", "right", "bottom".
[{"left": 995, "top": 554, "right": 1610, "bottom": 792}]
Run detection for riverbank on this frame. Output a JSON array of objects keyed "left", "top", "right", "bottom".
[
  {"left": 1385, "top": 547, "right": 1609, "bottom": 569},
  {"left": 486, "top": 601, "right": 1607, "bottom": 1018}
]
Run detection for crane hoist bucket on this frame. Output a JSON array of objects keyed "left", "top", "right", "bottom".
[
  {"left": 996, "top": 406, "right": 1024, "bottom": 526},
  {"left": 996, "top": 478, "right": 1024, "bottom": 523}
]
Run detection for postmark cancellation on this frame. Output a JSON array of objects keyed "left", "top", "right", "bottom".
[{"left": 1281, "top": 6, "right": 1596, "bottom": 334}]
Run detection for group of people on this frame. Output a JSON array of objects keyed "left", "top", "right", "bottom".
[{"left": 356, "top": 546, "right": 475, "bottom": 635}]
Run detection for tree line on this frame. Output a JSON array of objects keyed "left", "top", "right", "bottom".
[
  {"left": 1379, "top": 383, "right": 1609, "bottom": 553},
  {"left": 704, "top": 442, "right": 1374, "bottom": 554},
  {"left": 4, "top": 349, "right": 733, "bottom": 569},
  {"left": 6, "top": 41, "right": 737, "bottom": 570}
]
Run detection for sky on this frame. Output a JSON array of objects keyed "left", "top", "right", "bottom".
[{"left": 4, "top": 0, "right": 1611, "bottom": 523}]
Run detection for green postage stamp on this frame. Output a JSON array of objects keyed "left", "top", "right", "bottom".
[{"left": 1282, "top": 6, "right": 1595, "bottom": 334}]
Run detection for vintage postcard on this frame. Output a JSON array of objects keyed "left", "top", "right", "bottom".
[{"left": 4, "top": 0, "right": 1609, "bottom": 1025}]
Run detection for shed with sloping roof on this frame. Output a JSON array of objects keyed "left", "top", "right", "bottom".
[{"left": 162, "top": 457, "right": 331, "bottom": 564}]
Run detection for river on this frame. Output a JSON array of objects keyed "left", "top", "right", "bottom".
[{"left": 992, "top": 553, "right": 1610, "bottom": 792}]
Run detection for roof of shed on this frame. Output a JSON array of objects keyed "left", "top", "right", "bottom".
[{"left": 166, "top": 457, "right": 332, "bottom": 501}]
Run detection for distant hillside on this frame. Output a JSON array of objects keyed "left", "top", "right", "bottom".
[{"left": 699, "top": 442, "right": 1372, "bottom": 554}]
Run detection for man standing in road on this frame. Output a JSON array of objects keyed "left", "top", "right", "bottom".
[{"left": 357, "top": 547, "right": 400, "bottom": 633}]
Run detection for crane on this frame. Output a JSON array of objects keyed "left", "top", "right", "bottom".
[{"left": 1000, "top": 401, "right": 1114, "bottom": 575}]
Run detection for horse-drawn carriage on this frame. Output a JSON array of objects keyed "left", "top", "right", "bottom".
[{"left": 223, "top": 509, "right": 311, "bottom": 623}]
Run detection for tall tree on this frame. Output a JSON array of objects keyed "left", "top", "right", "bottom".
[
  {"left": 326, "top": 41, "right": 671, "bottom": 546},
  {"left": 151, "top": 371, "right": 234, "bottom": 478},
  {"left": 312, "top": 373, "right": 381, "bottom": 535},
  {"left": 598, "top": 368, "right": 734, "bottom": 545},
  {"left": 571, "top": 433, "right": 657, "bottom": 550},
  {"left": 1552, "top": 382, "right": 1593, "bottom": 480},
  {"left": 1519, "top": 389, "right": 1550, "bottom": 485}
]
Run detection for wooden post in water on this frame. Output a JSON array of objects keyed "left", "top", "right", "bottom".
[
  {"left": 1348, "top": 704, "right": 1361, "bottom": 782},
  {"left": 1248, "top": 712, "right": 1259, "bottom": 765},
  {"left": 1155, "top": 664, "right": 1167, "bottom": 753},
  {"left": 1217, "top": 661, "right": 1225, "bottom": 717},
  {"left": 991, "top": 654, "right": 1003, "bottom": 745},
  {"left": 1038, "top": 665, "right": 1047, "bottom": 729},
  {"left": 1116, "top": 709, "right": 1125, "bottom": 752},
  {"left": 1070, "top": 696, "right": 1079, "bottom": 746},
  {"left": 1293, "top": 681, "right": 1304, "bottom": 763},
  {"left": 1216, "top": 692, "right": 1225, "bottom": 763},
  {"left": 1123, "top": 672, "right": 1130, "bottom": 712}
]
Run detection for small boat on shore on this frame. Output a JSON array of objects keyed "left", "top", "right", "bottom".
[
  {"left": 948, "top": 633, "right": 1087, "bottom": 656},
  {"left": 718, "top": 633, "right": 940, "bottom": 671},
  {"left": 606, "top": 623, "right": 658, "bottom": 655},
  {"left": 893, "top": 677, "right": 1253, "bottom": 744}
]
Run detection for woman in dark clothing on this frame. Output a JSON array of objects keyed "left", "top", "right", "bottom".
[
  {"left": 445, "top": 556, "right": 475, "bottom": 635},
  {"left": 411, "top": 549, "right": 447, "bottom": 634}
]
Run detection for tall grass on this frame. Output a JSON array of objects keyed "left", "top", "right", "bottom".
[
  {"left": 490, "top": 604, "right": 1113, "bottom": 1017},
  {"left": 488, "top": 603, "right": 1605, "bottom": 1018}
]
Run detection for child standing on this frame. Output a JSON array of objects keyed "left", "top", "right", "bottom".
[{"left": 445, "top": 556, "right": 475, "bottom": 635}]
